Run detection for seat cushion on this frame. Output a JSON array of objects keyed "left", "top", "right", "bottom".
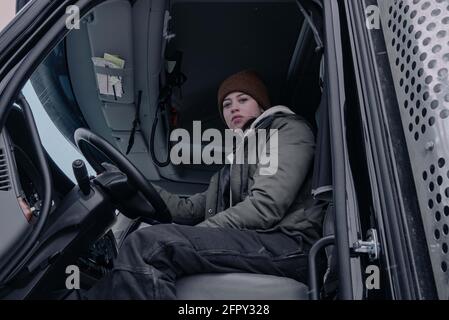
[{"left": 176, "top": 273, "right": 309, "bottom": 300}]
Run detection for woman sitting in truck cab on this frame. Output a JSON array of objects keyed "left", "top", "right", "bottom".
[{"left": 88, "top": 70, "right": 326, "bottom": 299}]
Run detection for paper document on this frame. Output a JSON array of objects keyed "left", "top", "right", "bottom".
[
  {"left": 92, "top": 54, "right": 126, "bottom": 99},
  {"left": 104, "top": 53, "right": 125, "bottom": 68}
]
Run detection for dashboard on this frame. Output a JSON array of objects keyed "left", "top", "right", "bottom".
[
  {"left": 0, "top": 107, "right": 75, "bottom": 267},
  {"left": 0, "top": 108, "right": 48, "bottom": 267},
  {"left": 0, "top": 107, "right": 117, "bottom": 298},
  {"left": 0, "top": 127, "right": 35, "bottom": 265}
]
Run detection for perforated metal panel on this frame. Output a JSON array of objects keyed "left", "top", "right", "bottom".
[{"left": 378, "top": 0, "right": 449, "bottom": 299}]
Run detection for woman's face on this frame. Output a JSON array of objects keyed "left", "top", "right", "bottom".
[{"left": 222, "top": 92, "right": 263, "bottom": 129}]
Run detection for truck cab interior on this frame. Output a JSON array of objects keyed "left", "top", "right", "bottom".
[
  {"left": 0, "top": 0, "right": 336, "bottom": 300},
  {"left": 1, "top": 0, "right": 443, "bottom": 300}
]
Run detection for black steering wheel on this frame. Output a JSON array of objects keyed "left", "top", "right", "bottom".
[{"left": 74, "top": 128, "right": 171, "bottom": 223}]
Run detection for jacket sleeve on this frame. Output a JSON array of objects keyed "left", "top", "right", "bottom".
[
  {"left": 196, "top": 119, "right": 315, "bottom": 230},
  {"left": 152, "top": 183, "right": 208, "bottom": 225}
]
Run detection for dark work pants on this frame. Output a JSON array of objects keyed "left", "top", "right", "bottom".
[{"left": 87, "top": 224, "right": 310, "bottom": 299}]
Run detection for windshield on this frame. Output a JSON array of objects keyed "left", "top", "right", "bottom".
[{"left": 22, "top": 81, "right": 95, "bottom": 182}]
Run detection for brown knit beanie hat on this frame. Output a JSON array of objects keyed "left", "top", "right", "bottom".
[{"left": 217, "top": 70, "right": 271, "bottom": 120}]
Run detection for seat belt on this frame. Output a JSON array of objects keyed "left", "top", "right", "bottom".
[{"left": 126, "top": 90, "right": 142, "bottom": 155}]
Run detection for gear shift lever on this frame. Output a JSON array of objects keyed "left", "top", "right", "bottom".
[{"left": 72, "top": 159, "right": 91, "bottom": 196}]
